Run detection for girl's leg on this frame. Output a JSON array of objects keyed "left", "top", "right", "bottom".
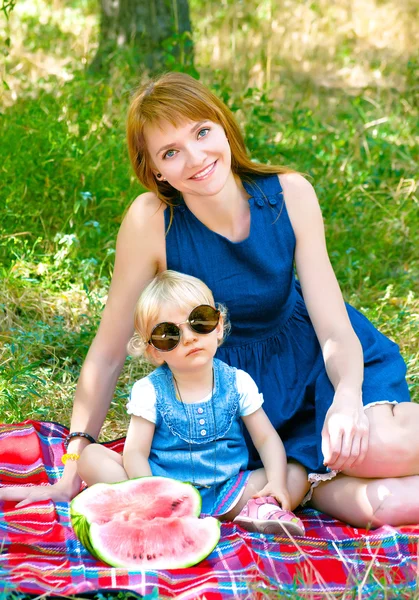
[
  {"left": 311, "top": 473, "right": 419, "bottom": 528},
  {"left": 77, "top": 443, "right": 129, "bottom": 486},
  {"left": 344, "top": 403, "right": 419, "bottom": 478},
  {"left": 221, "top": 460, "right": 310, "bottom": 521}
]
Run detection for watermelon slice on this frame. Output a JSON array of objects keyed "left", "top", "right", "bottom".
[{"left": 70, "top": 476, "right": 220, "bottom": 569}]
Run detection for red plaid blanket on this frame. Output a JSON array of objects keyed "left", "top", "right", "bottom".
[{"left": 1, "top": 420, "right": 418, "bottom": 599}]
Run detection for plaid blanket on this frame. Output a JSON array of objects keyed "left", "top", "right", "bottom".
[{"left": 1, "top": 420, "right": 418, "bottom": 599}]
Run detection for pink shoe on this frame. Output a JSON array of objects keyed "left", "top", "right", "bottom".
[{"left": 233, "top": 496, "right": 305, "bottom": 536}]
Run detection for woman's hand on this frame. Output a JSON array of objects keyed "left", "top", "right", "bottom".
[
  {"left": 321, "top": 389, "right": 370, "bottom": 472},
  {"left": 253, "top": 482, "right": 291, "bottom": 511}
]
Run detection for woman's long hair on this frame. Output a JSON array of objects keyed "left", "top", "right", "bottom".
[{"left": 126, "top": 72, "right": 293, "bottom": 208}]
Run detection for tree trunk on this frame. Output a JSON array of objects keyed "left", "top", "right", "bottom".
[{"left": 89, "top": 0, "right": 194, "bottom": 73}]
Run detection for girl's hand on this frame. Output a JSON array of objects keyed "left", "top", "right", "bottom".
[
  {"left": 322, "top": 389, "right": 370, "bottom": 472},
  {"left": 0, "top": 478, "right": 81, "bottom": 508},
  {"left": 253, "top": 482, "right": 291, "bottom": 511}
]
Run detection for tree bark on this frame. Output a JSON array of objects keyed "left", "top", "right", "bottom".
[{"left": 90, "top": 0, "right": 194, "bottom": 73}]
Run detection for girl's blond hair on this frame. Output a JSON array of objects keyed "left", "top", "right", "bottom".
[
  {"left": 128, "top": 270, "right": 229, "bottom": 364},
  {"left": 126, "top": 72, "right": 294, "bottom": 210}
]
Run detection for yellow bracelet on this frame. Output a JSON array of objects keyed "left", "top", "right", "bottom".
[{"left": 62, "top": 453, "right": 80, "bottom": 465}]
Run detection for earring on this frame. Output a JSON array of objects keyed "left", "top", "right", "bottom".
[{"left": 156, "top": 173, "right": 167, "bottom": 181}]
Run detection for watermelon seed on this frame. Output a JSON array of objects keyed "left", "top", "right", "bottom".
[{"left": 147, "top": 554, "right": 153, "bottom": 560}]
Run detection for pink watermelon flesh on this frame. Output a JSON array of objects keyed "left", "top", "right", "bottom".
[
  {"left": 89, "top": 516, "right": 220, "bottom": 569},
  {"left": 72, "top": 476, "right": 201, "bottom": 525},
  {"left": 71, "top": 477, "right": 220, "bottom": 568}
]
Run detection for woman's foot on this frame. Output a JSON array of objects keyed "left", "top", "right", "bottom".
[{"left": 233, "top": 496, "right": 305, "bottom": 536}]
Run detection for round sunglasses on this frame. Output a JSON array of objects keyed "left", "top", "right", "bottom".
[{"left": 148, "top": 304, "right": 221, "bottom": 352}]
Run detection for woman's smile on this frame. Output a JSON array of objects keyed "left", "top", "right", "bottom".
[{"left": 190, "top": 161, "right": 217, "bottom": 180}]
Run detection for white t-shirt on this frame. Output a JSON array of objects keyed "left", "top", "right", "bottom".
[{"left": 126, "top": 369, "right": 264, "bottom": 424}]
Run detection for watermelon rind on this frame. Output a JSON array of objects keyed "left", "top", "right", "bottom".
[
  {"left": 71, "top": 477, "right": 205, "bottom": 562},
  {"left": 89, "top": 516, "right": 221, "bottom": 569}
]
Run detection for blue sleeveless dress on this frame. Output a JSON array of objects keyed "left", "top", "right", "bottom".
[{"left": 164, "top": 174, "right": 410, "bottom": 474}]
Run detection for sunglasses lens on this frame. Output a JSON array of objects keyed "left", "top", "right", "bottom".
[
  {"left": 189, "top": 305, "right": 220, "bottom": 334},
  {"left": 150, "top": 323, "right": 180, "bottom": 351}
]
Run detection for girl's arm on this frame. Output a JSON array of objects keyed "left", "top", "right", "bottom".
[
  {"left": 280, "top": 173, "right": 369, "bottom": 472},
  {"left": 3, "top": 193, "right": 166, "bottom": 507},
  {"left": 123, "top": 416, "right": 155, "bottom": 478},
  {"left": 242, "top": 408, "right": 291, "bottom": 510}
]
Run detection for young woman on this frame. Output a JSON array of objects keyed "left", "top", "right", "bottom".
[
  {"left": 76, "top": 270, "right": 306, "bottom": 536},
  {"left": 3, "top": 72, "right": 418, "bottom": 528}
]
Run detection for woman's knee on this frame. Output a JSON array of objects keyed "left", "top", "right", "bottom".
[
  {"left": 345, "top": 404, "right": 419, "bottom": 478},
  {"left": 312, "top": 474, "right": 419, "bottom": 528},
  {"left": 366, "top": 476, "right": 419, "bottom": 528},
  {"left": 311, "top": 475, "right": 374, "bottom": 527}
]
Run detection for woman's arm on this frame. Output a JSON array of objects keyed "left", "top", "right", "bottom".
[
  {"left": 2, "top": 193, "right": 166, "bottom": 506},
  {"left": 280, "top": 173, "right": 369, "bottom": 472},
  {"left": 242, "top": 408, "right": 291, "bottom": 510},
  {"left": 123, "top": 416, "right": 155, "bottom": 479},
  {"left": 66, "top": 193, "right": 165, "bottom": 450}
]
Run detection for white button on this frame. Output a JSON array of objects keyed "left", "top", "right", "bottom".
[
  {"left": 197, "top": 408, "right": 204, "bottom": 414},
  {"left": 201, "top": 429, "right": 207, "bottom": 436},
  {"left": 199, "top": 419, "right": 205, "bottom": 425}
]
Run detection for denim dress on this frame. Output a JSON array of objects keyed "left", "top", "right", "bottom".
[{"left": 147, "top": 359, "right": 253, "bottom": 516}]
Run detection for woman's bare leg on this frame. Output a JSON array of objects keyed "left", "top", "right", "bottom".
[
  {"left": 221, "top": 461, "right": 310, "bottom": 521},
  {"left": 77, "top": 444, "right": 128, "bottom": 486},
  {"left": 343, "top": 403, "right": 419, "bottom": 478},
  {"left": 311, "top": 473, "right": 419, "bottom": 528},
  {"left": 309, "top": 403, "right": 419, "bottom": 528}
]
